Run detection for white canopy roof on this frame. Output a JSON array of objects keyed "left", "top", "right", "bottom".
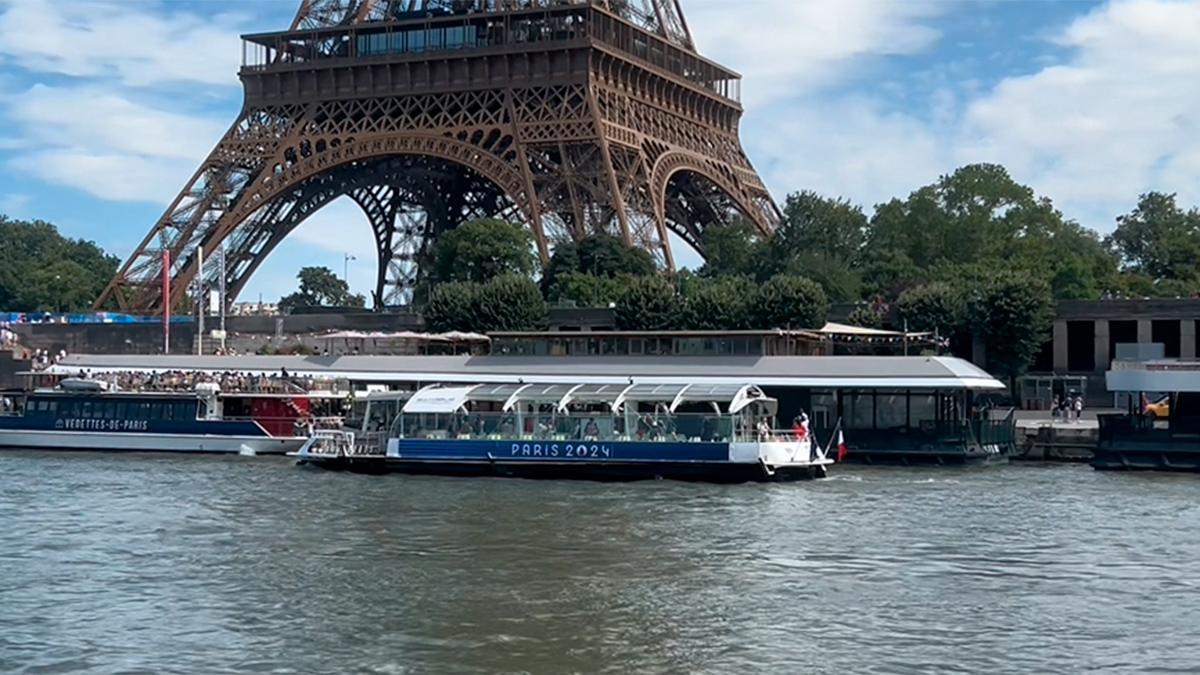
[
  {"left": 402, "top": 385, "right": 478, "bottom": 413},
  {"left": 819, "top": 322, "right": 933, "bottom": 338},
  {"left": 401, "top": 382, "right": 773, "bottom": 414}
]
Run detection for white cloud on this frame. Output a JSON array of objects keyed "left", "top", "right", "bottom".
[
  {"left": 0, "top": 0, "right": 245, "bottom": 87},
  {"left": 11, "top": 84, "right": 227, "bottom": 160},
  {"left": 748, "top": 97, "right": 952, "bottom": 210},
  {"left": 4, "top": 84, "right": 228, "bottom": 202},
  {"left": 688, "top": 0, "right": 946, "bottom": 106},
  {"left": 9, "top": 148, "right": 198, "bottom": 203},
  {"left": 730, "top": 0, "right": 1200, "bottom": 235},
  {"left": 958, "top": 0, "right": 1200, "bottom": 230}
]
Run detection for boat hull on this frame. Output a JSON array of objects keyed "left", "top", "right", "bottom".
[
  {"left": 298, "top": 456, "right": 827, "bottom": 482},
  {"left": 0, "top": 429, "right": 303, "bottom": 455},
  {"left": 1091, "top": 445, "right": 1200, "bottom": 473},
  {"left": 296, "top": 437, "right": 832, "bottom": 483}
]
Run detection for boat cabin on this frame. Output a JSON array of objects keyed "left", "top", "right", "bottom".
[
  {"left": 394, "top": 382, "right": 783, "bottom": 444},
  {"left": 1098, "top": 359, "right": 1200, "bottom": 471}
]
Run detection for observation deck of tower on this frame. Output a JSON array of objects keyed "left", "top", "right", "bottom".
[{"left": 97, "top": 0, "right": 780, "bottom": 311}]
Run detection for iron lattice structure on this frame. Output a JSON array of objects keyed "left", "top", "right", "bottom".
[{"left": 97, "top": 0, "right": 779, "bottom": 310}]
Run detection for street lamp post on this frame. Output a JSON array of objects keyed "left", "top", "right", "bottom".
[{"left": 343, "top": 253, "right": 357, "bottom": 284}]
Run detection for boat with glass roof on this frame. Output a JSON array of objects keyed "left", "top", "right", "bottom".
[{"left": 294, "top": 381, "right": 836, "bottom": 482}]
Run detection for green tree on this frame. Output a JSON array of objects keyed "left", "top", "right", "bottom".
[
  {"left": 895, "top": 282, "right": 963, "bottom": 336},
  {"left": 697, "top": 220, "right": 763, "bottom": 278},
  {"left": 0, "top": 216, "right": 118, "bottom": 311},
  {"left": 776, "top": 252, "right": 863, "bottom": 303},
  {"left": 427, "top": 218, "right": 537, "bottom": 285},
  {"left": 965, "top": 272, "right": 1054, "bottom": 386},
  {"left": 864, "top": 163, "right": 1119, "bottom": 301},
  {"left": 545, "top": 272, "right": 630, "bottom": 307},
  {"left": 614, "top": 275, "right": 679, "bottom": 330},
  {"left": 860, "top": 248, "right": 923, "bottom": 299},
  {"left": 542, "top": 234, "right": 656, "bottom": 294},
  {"left": 775, "top": 190, "right": 868, "bottom": 262},
  {"left": 1107, "top": 192, "right": 1200, "bottom": 288},
  {"left": 752, "top": 275, "right": 829, "bottom": 330},
  {"left": 475, "top": 274, "right": 547, "bottom": 332},
  {"left": 278, "top": 266, "right": 365, "bottom": 312},
  {"left": 846, "top": 304, "right": 885, "bottom": 329},
  {"left": 679, "top": 276, "right": 755, "bottom": 330},
  {"left": 422, "top": 281, "right": 480, "bottom": 333}
]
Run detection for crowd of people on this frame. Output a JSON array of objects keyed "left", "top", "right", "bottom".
[
  {"left": 1052, "top": 392, "right": 1085, "bottom": 422},
  {"left": 75, "top": 369, "right": 335, "bottom": 395},
  {"left": 31, "top": 349, "right": 67, "bottom": 371}
]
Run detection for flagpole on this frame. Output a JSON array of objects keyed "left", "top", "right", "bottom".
[{"left": 162, "top": 250, "right": 170, "bottom": 354}]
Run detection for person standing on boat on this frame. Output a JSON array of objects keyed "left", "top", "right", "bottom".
[
  {"left": 756, "top": 417, "right": 772, "bottom": 442},
  {"left": 792, "top": 411, "right": 809, "bottom": 441}
]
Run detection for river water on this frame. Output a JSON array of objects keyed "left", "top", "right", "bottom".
[{"left": 2, "top": 453, "right": 1199, "bottom": 674}]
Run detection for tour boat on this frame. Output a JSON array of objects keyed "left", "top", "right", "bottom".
[
  {"left": 0, "top": 378, "right": 344, "bottom": 455},
  {"left": 295, "top": 382, "right": 836, "bottom": 482}
]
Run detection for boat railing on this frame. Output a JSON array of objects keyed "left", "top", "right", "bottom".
[
  {"left": 223, "top": 414, "right": 345, "bottom": 427},
  {"left": 302, "top": 429, "right": 387, "bottom": 458}
]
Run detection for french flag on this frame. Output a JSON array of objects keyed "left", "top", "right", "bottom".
[{"left": 836, "top": 430, "right": 849, "bottom": 463}]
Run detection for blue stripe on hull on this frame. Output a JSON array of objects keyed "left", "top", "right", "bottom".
[
  {"left": 394, "top": 439, "right": 732, "bottom": 463},
  {"left": 0, "top": 417, "right": 269, "bottom": 437}
]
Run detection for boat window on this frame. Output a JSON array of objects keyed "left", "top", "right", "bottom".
[
  {"left": 81, "top": 401, "right": 93, "bottom": 419},
  {"left": 876, "top": 392, "right": 906, "bottom": 429},
  {"left": 845, "top": 392, "right": 875, "bottom": 430},
  {"left": 102, "top": 401, "right": 118, "bottom": 420},
  {"left": 909, "top": 394, "right": 936, "bottom": 425},
  {"left": 43, "top": 400, "right": 57, "bottom": 416},
  {"left": 138, "top": 401, "right": 152, "bottom": 419}
]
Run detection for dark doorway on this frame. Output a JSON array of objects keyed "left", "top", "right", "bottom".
[
  {"left": 1152, "top": 320, "right": 1181, "bottom": 358},
  {"left": 1109, "top": 320, "right": 1137, "bottom": 361},
  {"left": 1031, "top": 337, "right": 1053, "bottom": 372},
  {"left": 1067, "top": 321, "right": 1095, "bottom": 372}
]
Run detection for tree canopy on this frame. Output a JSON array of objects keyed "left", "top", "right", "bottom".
[
  {"left": 895, "top": 282, "right": 962, "bottom": 336},
  {"left": 423, "top": 274, "right": 546, "bottom": 333},
  {"left": 614, "top": 275, "right": 679, "bottom": 331},
  {"left": 863, "top": 163, "right": 1119, "bottom": 301},
  {"left": 426, "top": 218, "right": 538, "bottom": 285},
  {"left": 1107, "top": 192, "right": 1200, "bottom": 295},
  {"left": 278, "top": 266, "right": 366, "bottom": 312},
  {"left": 0, "top": 216, "right": 119, "bottom": 312},
  {"left": 752, "top": 275, "right": 829, "bottom": 330},
  {"left": 965, "top": 272, "right": 1054, "bottom": 385},
  {"left": 542, "top": 234, "right": 656, "bottom": 294}
]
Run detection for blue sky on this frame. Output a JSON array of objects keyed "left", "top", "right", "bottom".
[{"left": 0, "top": 0, "right": 1198, "bottom": 303}]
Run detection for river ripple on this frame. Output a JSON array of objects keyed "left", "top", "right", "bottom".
[{"left": 2, "top": 452, "right": 1199, "bottom": 673}]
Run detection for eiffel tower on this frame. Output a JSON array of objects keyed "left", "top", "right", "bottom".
[{"left": 96, "top": 0, "right": 779, "bottom": 311}]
